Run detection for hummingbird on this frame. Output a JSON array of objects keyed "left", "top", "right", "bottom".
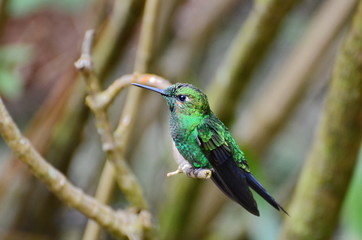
[{"left": 132, "top": 82, "right": 287, "bottom": 216}]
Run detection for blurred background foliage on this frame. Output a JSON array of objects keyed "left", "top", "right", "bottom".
[{"left": 0, "top": 0, "right": 361, "bottom": 239}]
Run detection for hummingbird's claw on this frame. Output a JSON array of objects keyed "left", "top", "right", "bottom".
[
  {"left": 166, "top": 163, "right": 212, "bottom": 179},
  {"left": 185, "top": 168, "right": 212, "bottom": 179}
]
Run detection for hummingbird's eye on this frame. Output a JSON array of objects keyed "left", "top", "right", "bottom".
[{"left": 177, "top": 95, "right": 188, "bottom": 102}]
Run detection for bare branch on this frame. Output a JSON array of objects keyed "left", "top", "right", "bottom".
[
  {"left": 114, "top": 0, "right": 162, "bottom": 148},
  {"left": 75, "top": 30, "right": 148, "bottom": 209},
  {"left": 0, "top": 98, "right": 152, "bottom": 239}
]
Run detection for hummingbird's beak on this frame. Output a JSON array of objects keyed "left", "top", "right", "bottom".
[{"left": 131, "top": 83, "right": 168, "bottom": 96}]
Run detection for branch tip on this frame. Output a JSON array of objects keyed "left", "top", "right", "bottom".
[{"left": 75, "top": 29, "right": 96, "bottom": 72}]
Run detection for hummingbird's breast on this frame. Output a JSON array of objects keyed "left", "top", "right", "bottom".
[
  {"left": 169, "top": 114, "right": 198, "bottom": 142},
  {"left": 169, "top": 114, "right": 211, "bottom": 168}
]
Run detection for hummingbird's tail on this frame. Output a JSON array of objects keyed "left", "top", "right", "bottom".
[
  {"left": 245, "top": 173, "right": 289, "bottom": 215},
  {"left": 210, "top": 159, "right": 260, "bottom": 216}
]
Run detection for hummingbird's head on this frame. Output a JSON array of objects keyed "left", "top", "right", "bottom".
[{"left": 132, "top": 82, "right": 211, "bottom": 116}]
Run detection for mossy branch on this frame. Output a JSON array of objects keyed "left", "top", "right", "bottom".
[
  {"left": 280, "top": 2, "right": 362, "bottom": 239},
  {"left": 0, "top": 97, "right": 152, "bottom": 239}
]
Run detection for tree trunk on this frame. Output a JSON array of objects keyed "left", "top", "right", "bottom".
[{"left": 280, "top": 1, "right": 362, "bottom": 239}]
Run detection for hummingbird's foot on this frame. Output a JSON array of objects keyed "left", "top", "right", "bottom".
[
  {"left": 184, "top": 167, "right": 212, "bottom": 179},
  {"left": 167, "top": 162, "right": 212, "bottom": 179}
]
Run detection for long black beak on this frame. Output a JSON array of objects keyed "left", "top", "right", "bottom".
[{"left": 131, "top": 83, "right": 168, "bottom": 96}]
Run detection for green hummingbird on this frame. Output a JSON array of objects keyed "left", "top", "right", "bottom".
[{"left": 132, "top": 82, "right": 287, "bottom": 216}]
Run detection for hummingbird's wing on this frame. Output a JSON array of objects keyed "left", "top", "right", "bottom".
[{"left": 197, "top": 121, "right": 260, "bottom": 216}]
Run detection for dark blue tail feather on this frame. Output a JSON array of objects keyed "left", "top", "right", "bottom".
[
  {"left": 246, "top": 173, "right": 288, "bottom": 215},
  {"left": 211, "top": 161, "right": 260, "bottom": 216}
]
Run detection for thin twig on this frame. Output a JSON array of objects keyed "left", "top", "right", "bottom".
[
  {"left": 77, "top": 3, "right": 168, "bottom": 235},
  {"left": 0, "top": 98, "right": 152, "bottom": 239},
  {"left": 114, "top": 0, "right": 162, "bottom": 146},
  {"left": 81, "top": 2, "right": 164, "bottom": 238},
  {"left": 80, "top": 71, "right": 170, "bottom": 240},
  {"left": 81, "top": 161, "right": 116, "bottom": 240},
  {"left": 0, "top": 0, "right": 144, "bottom": 231},
  {"left": 75, "top": 30, "right": 147, "bottom": 209}
]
